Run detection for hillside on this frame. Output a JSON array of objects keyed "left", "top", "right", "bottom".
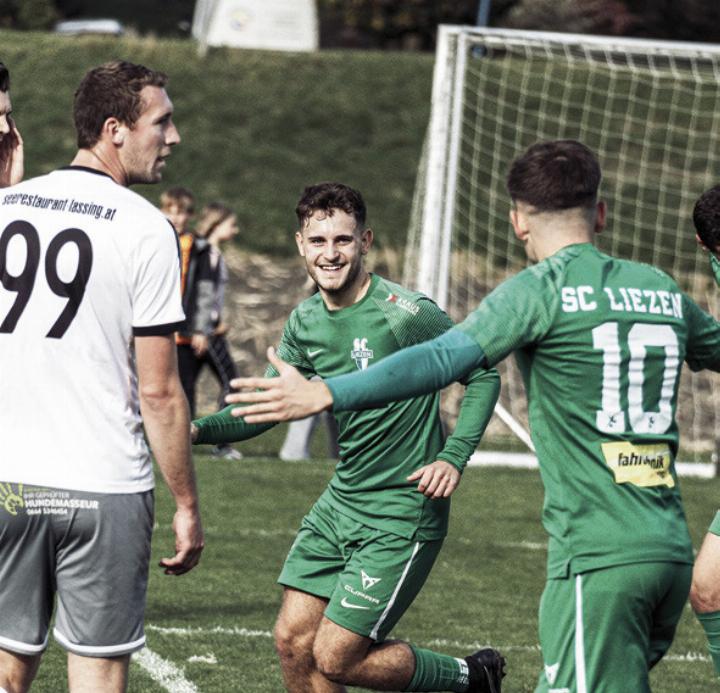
[{"left": 3, "top": 30, "right": 432, "bottom": 255}]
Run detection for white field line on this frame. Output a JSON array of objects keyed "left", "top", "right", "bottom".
[
  {"left": 469, "top": 452, "right": 716, "bottom": 478},
  {"left": 147, "top": 624, "right": 273, "bottom": 638},
  {"left": 144, "top": 624, "right": 709, "bottom": 663},
  {"left": 133, "top": 647, "right": 199, "bottom": 693}
]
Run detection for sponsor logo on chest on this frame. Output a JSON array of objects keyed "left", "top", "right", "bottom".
[{"left": 386, "top": 292, "right": 420, "bottom": 315}]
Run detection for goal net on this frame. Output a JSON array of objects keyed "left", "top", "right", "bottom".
[{"left": 405, "top": 26, "right": 720, "bottom": 462}]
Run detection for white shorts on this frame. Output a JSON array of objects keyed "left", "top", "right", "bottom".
[{"left": 0, "top": 482, "right": 153, "bottom": 657}]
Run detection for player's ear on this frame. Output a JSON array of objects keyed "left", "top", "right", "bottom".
[
  {"left": 295, "top": 230, "right": 306, "bottom": 257},
  {"left": 696, "top": 233, "right": 710, "bottom": 252},
  {"left": 509, "top": 207, "right": 527, "bottom": 241},
  {"left": 103, "top": 117, "right": 126, "bottom": 146},
  {"left": 594, "top": 200, "right": 607, "bottom": 235},
  {"left": 360, "top": 227, "right": 373, "bottom": 254}
]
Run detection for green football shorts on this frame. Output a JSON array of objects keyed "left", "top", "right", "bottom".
[
  {"left": 535, "top": 561, "right": 692, "bottom": 693},
  {"left": 278, "top": 497, "right": 443, "bottom": 641}
]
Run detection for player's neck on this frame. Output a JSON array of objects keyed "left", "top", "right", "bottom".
[
  {"left": 71, "top": 147, "right": 128, "bottom": 187},
  {"left": 534, "top": 229, "right": 595, "bottom": 261},
  {"left": 320, "top": 270, "right": 371, "bottom": 311}
]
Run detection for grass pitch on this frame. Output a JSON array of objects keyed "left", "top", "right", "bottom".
[{"left": 26, "top": 434, "right": 720, "bottom": 692}]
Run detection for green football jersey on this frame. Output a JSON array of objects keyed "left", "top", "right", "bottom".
[
  {"left": 273, "top": 274, "right": 495, "bottom": 540},
  {"left": 458, "top": 243, "right": 720, "bottom": 576}
]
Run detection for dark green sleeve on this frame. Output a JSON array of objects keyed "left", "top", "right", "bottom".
[
  {"left": 327, "top": 328, "right": 487, "bottom": 411},
  {"left": 193, "top": 404, "right": 275, "bottom": 444},
  {"left": 711, "top": 254, "right": 720, "bottom": 287},
  {"left": 193, "top": 311, "right": 315, "bottom": 445},
  {"left": 684, "top": 294, "right": 720, "bottom": 373},
  {"left": 391, "top": 297, "right": 499, "bottom": 472},
  {"left": 435, "top": 366, "right": 500, "bottom": 471},
  {"left": 455, "top": 266, "right": 557, "bottom": 366}
]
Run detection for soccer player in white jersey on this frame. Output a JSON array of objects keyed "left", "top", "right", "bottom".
[
  {"left": 0, "top": 61, "right": 24, "bottom": 187},
  {"left": 0, "top": 61, "right": 204, "bottom": 692}
]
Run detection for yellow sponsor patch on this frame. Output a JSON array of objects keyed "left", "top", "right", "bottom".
[
  {"left": 601, "top": 442, "right": 674, "bottom": 488},
  {"left": 0, "top": 482, "right": 24, "bottom": 515}
]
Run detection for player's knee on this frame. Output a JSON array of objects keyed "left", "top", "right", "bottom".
[
  {"left": 690, "top": 577, "right": 720, "bottom": 613},
  {"left": 313, "top": 649, "right": 348, "bottom": 683},
  {"left": 0, "top": 674, "right": 31, "bottom": 693},
  {"left": 273, "top": 619, "right": 314, "bottom": 663},
  {"left": 312, "top": 640, "right": 360, "bottom": 683},
  {"left": 0, "top": 651, "right": 38, "bottom": 693}
]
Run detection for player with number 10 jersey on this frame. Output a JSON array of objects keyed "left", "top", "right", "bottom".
[{"left": 238, "top": 142, "right": 720, "bottom": 691}]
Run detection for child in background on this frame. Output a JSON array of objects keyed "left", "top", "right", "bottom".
[
  {"left": 160, "top": 186, "right": 195, "bottom": 294},
  {"left": 178, "top": 202, "right": 242, "bottom": 460}
]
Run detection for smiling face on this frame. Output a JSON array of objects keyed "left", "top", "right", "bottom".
[
  {"left": 295, "top": 208, "right": 373, "bottom": 307},
  {"left": 120, "top": 85, "right": 180, "bottom": 185}
]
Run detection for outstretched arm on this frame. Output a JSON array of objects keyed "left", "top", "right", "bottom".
[
  {"left": 229, "top": 328, "right": 487, "bottom": 423},
  {"left": 192, "top": 405, "right": 276, "bottom": 445}
]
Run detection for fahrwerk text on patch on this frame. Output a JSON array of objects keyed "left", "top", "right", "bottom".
[{"left": 601, "top": 441, "right": 674, "bottom": 488}]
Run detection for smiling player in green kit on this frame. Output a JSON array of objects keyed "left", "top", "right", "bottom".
[
  {"left": 233, "top": 142, "right": 720, "bottom": 692},
  {"left": 192, "top": 182, "right": 505, "bottom": 693}
]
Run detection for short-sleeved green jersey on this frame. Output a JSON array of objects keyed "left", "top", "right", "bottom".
[
  {"left": 458, "top": 243, "right": 720, "bottom": 576},
  {"left": 276, "top": 273, "right": 489, "bottom": 540}
]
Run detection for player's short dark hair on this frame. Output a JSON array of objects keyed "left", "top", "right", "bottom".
[
  {"left": 0, "top": 62, "right": 9, "bottom": 92},
  {"left": 693, "top": 185, "right": 720, "bottom": 252},
  {"left": 160, "top": 186, "right": 195, "bottom": 213},
  {"left": 296, "top": 182, "right": 366, "bottom": 231},
  {"left": 73, "top": 60, "right": 168, "bottom": 149},
  {"left": 507, "top": 139, "right": 601, "bottom": 211}
]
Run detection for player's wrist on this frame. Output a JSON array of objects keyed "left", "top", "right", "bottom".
[
  {"left": 174, "top": 497, "right": 201, "bottom": 514},
  {"left": 315, "top": 380, "right": 334, "bottom": 411}
]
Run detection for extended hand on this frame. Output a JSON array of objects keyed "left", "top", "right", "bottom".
[
  {"left": 0, "top": 116, "right": 23, "bottom": 187},
  {"left": 226, "top": 346, "right": 333, "bottom": 423},
  {"left": 407, "top": 460, "right": 461, "bottom": 498},
  {"left": 159, "top": 506, "right": 204, "bottom": 576}
]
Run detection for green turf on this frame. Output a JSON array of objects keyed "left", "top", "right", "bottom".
[{"left": 27, "top": 456, "right": 720, "bottom": 692}]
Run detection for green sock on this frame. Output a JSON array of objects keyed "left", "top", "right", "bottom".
[
  {"left": 405, "top": 644, "right": 469, "bottom": 692},
  {"left": 697, "top": 610, "right": 720, "bottom": 675}
]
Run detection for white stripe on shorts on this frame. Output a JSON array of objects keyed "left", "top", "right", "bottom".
[
  {"left": 53, "top": 628, "right": 146, "bottom": 656},
  {"left": 575, "top": 574, "right": 588, "bottom": 693},
  {"left": 369, "top": 541, "right": 421, "bottom": 641},
  {"left": 0, "top": 632, "right": 48, "bottom": 655}
]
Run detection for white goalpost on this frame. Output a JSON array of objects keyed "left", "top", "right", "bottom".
[{"left": 406, "top": 25, "right": 720, "bottom": 471}]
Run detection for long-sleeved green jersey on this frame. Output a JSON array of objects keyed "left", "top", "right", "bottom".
[
  {"left": 195, "top": 273, "right": 499, "bottom": 540},
  {"left": 325, "top": 246, "right": 720, "bottom": 575}
]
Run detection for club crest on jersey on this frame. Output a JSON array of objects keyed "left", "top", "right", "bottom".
[
  {"left": 351, "top": 337, "right": 374, "bottom": 370},
  {"left": 361, "top": 569, "right": 381, "bottom": 590}
]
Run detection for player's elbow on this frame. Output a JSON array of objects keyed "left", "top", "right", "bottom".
[{"left": 139, "top": 379, "right": 184, "bottom": 411}]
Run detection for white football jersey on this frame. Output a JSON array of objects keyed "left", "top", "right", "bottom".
[{"left": 0, "top": 167, "right": 185, "bottom": 493}]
